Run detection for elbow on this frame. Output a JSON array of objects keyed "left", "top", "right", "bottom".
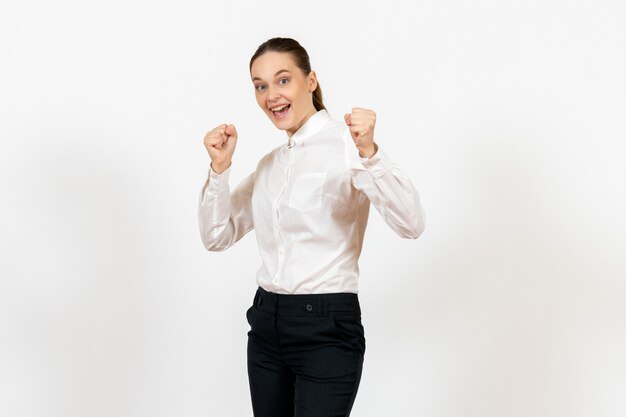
[
  {"left": 201, "top": 238, "right": 219, "bottom": 252},
  {"left": 403, "top": 223, "right": 424, "bottom": 240},
  {"left": 200, "top": 231, "right": 228, "bottom": 252},
  {"left": 203, "top": 242, "right": 227, "bottom": 252},
  {"left": 387, "top": 204, "right": 426, "bottom": 239},
  {"left": 198, "top": 214, "right": 232, "bottom": 252},
  {"left": 407, "top": 222, "right": 425, "bottom": 239},
  {"left": 403, "top": 210, "right": 425, "bottom": 239}
]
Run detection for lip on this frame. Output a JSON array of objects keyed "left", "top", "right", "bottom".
[
  {"left": 268, "top": 103, "right": 290, "bottom": 111},
  {"left": 269, "top": 103, "right": 291, "bottom": 120}
]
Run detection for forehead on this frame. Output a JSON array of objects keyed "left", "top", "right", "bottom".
[{"left": 250, "top": 51, "right": 298, "bottom": 79}]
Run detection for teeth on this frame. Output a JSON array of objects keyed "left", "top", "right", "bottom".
[{"left": 271, "top": 104, "right": 288, "bottom": 112}]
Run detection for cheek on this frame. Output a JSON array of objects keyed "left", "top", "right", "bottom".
[{"left": 255, "top": 95, "right": 265, "bottom": 108}]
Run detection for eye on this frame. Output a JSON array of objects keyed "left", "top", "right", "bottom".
[
  {"left": 255, "top": 84, "right": 265, "bottom": 92},
  {"left": 278, "top": 78, "right": 289, "bottom": 85}
]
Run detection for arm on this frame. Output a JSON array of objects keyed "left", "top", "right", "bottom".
[
  {"left": 198, "top": 163, "right": 255, "bottom": 251},
  {"left": 344, "top": 128, "right": 426, "bottom": 239}
]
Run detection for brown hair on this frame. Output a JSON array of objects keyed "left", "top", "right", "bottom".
[{"left": 249, "top": 37, "right": 326, "bottom": 112}]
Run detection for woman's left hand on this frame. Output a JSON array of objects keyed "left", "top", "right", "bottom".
[{"left": 344, "top": 107, "right": 377, "bottom": 158}]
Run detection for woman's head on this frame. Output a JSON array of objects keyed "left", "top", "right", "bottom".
[{"left": 250, "top": 37, "right": 326, "bottom": 137}]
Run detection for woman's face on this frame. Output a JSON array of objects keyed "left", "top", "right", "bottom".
[{"left": 251, "top": 51, "right": 318, "bottom": 137}]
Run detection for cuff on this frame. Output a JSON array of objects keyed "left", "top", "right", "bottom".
[
  {"left": 207, "top": 163, "right": 232, "bottom": 193},
  {"left": 358, "top": 143, "right": 394, "bottom": 179}
]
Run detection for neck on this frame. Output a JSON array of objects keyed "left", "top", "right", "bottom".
[{"left": 287, "top": 106, "right": 319, "bottom": 137}]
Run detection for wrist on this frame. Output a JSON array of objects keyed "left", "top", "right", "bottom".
[
  {"left": 211, "top": 161, "right": 231, "bottom": 174},
  {"left": 358, "top": 142, "right": 378, "bottom": 158}
]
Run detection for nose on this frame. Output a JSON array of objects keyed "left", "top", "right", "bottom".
[{"left": 267, "top": 85, "right": 280, "bottom": 102}]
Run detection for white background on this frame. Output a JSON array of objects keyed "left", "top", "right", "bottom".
[{"left": 1, "top": 0, "right": 625, "bottom": 416}]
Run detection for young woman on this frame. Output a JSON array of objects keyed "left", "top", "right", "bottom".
[{"left": 198, "top": 37, "right": 425, "bottom": 417}]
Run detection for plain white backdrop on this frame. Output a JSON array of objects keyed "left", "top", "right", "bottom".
[{"left": 1, "top": 0, "right": 625, "bottom": 416}]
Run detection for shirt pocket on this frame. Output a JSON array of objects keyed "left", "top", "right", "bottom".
[{"left": 288, "top": 172, "right": 327, "bottom": 211}]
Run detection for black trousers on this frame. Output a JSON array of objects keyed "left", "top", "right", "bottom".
[{"left": 246, "top": 285, "right": 366, "bottom": 417}]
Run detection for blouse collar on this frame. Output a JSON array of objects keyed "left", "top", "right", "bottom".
[{"left": 287, "top": 109, "right": 331, "bottom": 148}]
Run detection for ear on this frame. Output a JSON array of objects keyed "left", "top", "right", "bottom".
[{"left": 308, "top": 70, "right": 318, "bottom": 92}]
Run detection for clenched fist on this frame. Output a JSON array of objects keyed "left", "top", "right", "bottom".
[
  {"left": 204, "top": 123, "right": 237, "bottom": 174},
  {"left": 344, "top": 107, "right": 378, "bottom": 158}
]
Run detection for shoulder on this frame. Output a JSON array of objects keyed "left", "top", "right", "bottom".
[
  {"left": 323, "top": 115, "right": 345, "bottom": 133},
  {"left": 318, "top": 117, "right": 348, "bottom": 142},
  {"left": 321, "top": 117, "right": 352, "bottom": 149}
]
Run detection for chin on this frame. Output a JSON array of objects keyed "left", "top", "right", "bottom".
[
  {"left": 269, "top": 117, "right": 284, "bottom": 128},
  {"left": 269, "top": 117, "right": 289, "bottom": 130}
]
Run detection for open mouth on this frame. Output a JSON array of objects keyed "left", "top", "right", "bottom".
[{"left": 271, "top": 104, "right": 290, "bottom": 119}]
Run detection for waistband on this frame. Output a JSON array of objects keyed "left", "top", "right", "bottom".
[{"left": 252, "top": 285, "right": 361, "bottom": 317}]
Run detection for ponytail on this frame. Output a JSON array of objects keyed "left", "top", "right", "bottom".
[{"left": 312, "top": 83, "right": 325, "bottom": 111}]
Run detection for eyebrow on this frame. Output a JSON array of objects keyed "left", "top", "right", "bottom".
[{"left": 252, "top": 69, "right": 291, "bottom": 82}]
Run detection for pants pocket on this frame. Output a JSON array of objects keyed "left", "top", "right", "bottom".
[
  {"left": 246, "top": 305, "right": 253, "bottom": 326},
  {"left": 332, "top": 314, "right": 366, "bottom": 355},
  {"left": 246, "top": 290, "right": 261, "bottom": 326}
]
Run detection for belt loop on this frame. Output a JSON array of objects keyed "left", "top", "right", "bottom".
[
  {"left": 323, "top": 299, "right": 328, "bottom": 317},
  {"left": 254, "top": 290, "right": 261, "bottom": 308}
]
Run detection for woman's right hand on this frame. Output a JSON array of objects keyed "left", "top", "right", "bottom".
[{"left": 203, "top": 123, "right": 238, "bottom": 174}]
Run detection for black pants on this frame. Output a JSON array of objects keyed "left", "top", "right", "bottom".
[{"left": 246, "top": 285, "right": 366, "bottom": 417}]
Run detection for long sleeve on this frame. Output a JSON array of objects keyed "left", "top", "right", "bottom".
[
  {"left": 198, "top": 164, "right": 255, "bottom": 251},
  {"left": 345, "top": 129, "right": 425, "bottom": 239}
]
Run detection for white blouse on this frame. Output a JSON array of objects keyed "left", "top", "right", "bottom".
[{"left": 198, "top": 109, "right": 425, "bottom": 294}]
